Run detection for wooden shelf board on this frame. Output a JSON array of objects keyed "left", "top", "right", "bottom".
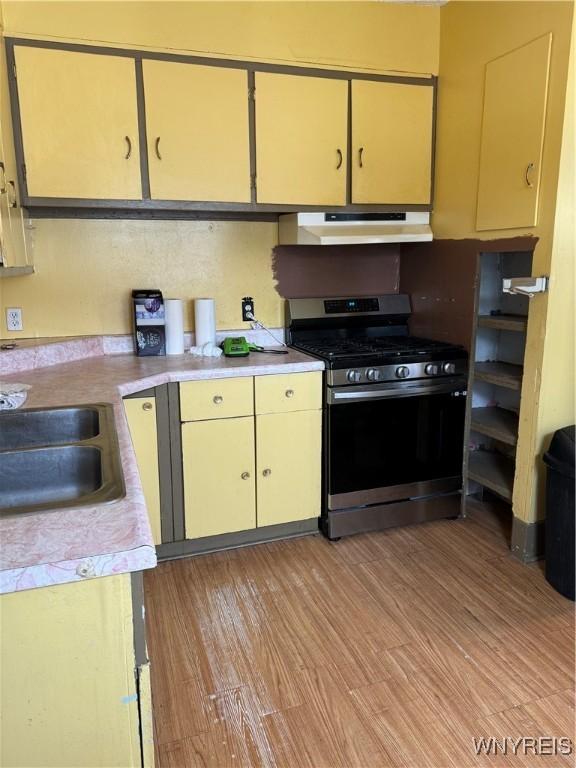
[
  {"left": 474, "top": 361, "right": 523, "bottom": 390},
  {"left": 468, "top": 451, "right": 515, "bottom": 502},
  {"left": 478, "top": 314, "right": 528, "bottom": 332},
  {"left": 470, "top": 406, "right": 519, "bottom": 446}
]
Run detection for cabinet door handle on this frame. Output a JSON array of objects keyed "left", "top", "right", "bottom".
[
  {"left": 358, "top": 147, "right": 364, "bottom": 168},
  {"left": 241, "top": 471, "right": 251, "bottom": 480},
  {"left": 525, "top": 162, "right": 535, "bottom": 188},
  {"left": 336, "top": 149, "right": 343, "bottom": 170},
  {"left": 262, "top": 468, "right": 272, "bottom": 477},
  {"left": 0, "top": 162, "right": 6, "bottom": 194},
  {"left": 155, "top": 137, "right": 162, "bottom": 160},
  {"left": 124, "top": 136, "right": 132, "bottom": 160},
  {"left": 213, "top": 395, "right": 223, "bottom": 404},
  {"left": 7, "top": 181, "right": 17, "bottom": 208},
  {"left": 285, "top": 389, "right": 294, "bottom": 398},
  {"left": 142, "top": 401, "right": 153, "bottom": 411}
]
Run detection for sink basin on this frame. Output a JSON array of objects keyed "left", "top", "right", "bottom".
[
  {"left": 0, "top": 403, "right": 124, "bottom": 515},
  {"left": 0, "top": 406, "right": 100, "bottom": 450},
  {"left": 0, "top": 446, "right": 103, "bottom": 510}
]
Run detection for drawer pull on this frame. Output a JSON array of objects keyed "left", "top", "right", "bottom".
[
  {"left": 142, "top": 402, "right": 153, "bottom": 412},
  {"left": 241, "top": 471, "right": 251, "bottom": 480},
  {"left": 213, "top": 395, "right": 223, "bottom": 404},
  {"left": 262, "top": 468, "right": 272, "bottom": 477},
  {"left": 285, "top": 389, "right": 294, "bottom": 398}
]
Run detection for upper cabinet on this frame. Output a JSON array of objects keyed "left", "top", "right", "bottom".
[
  {"left": 142, "top": 60, "right": 250, "bottom": 202},
  {"left": 476, "top": 34, "right": 552, "bottom": 231},
  {"left": 351, "top": 80, "right": 434, "bottom": 205},
  {"left": 6, "top": 39, "right": 437, "bottom": 212},
  {"left": 254, "top": 72, "right": 348, "bottom": 206},
  {"left": 0, "top": 36, "right": 29, "bottom": 269},
  {"left": 14, "top": 46, "right": 141, "bottom": 200}
]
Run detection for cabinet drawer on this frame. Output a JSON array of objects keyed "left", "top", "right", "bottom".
[
  {"left": 255, "top": 372, "right": 322, "bottom": 415},
  {"left": 180, "top": 377, "right": 254, "bottom": 421}
]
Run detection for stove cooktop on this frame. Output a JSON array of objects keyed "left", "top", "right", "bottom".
[{"left": 290, "top": 335, "right": 467, "bottom": 367}]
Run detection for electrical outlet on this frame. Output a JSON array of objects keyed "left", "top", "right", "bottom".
[
  {"left": 242, "top": 296, "right": 254, "bottom": 322},
  {"left": 6, "top": 307, "right": 23, "bottom": 332}
]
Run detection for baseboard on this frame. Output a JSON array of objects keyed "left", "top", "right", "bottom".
[
  {"left": 511, "top": 517, "right": 545, "bottom": 563},
  {"left": 156, "top": 517, "right": 319, "bottom": 561}
]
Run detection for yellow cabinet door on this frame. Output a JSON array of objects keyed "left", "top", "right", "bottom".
[
  {"left": 14, "top": 46, "right": 141, "bottom": 199},
  {"left": 0, "top": 39, "right": 29, "bottom": 268},
  {"left": 124, "top": 397, "right": 162, "bottom": 545},
  {"left": 143, "top": 60, "right": 250, "bottom": 202},
  {"left": 476, "top": 34, "right": 552, "bottom": 231},
  {"left": 180, "top": 377, "right": 254, "bottom": 422},
  {"left": 0, "top": 574, "right": 141, "bottom": 768},
  {"left": 182, "top": 417, "right": 256, "bottom": 539},
  {"left": 256, "top": 410, "right": 322, "bottom": 527},
  {"left": 351, "top": 80, "right": 434, "bottom": 204},
  {"left": 255, "top": 72, "right": 347, "bottom": 205},
  {"left": 255, "top": 371, "right": 322, "bottom": 415}
]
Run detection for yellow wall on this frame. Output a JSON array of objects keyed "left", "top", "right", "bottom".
[
  {"left": 2, "top": 219, "right": 279, "bottom": 336},
  {"left": 1, "top": 1, "right": 440, "bottom": 76},
  {"left": 537, "top": 23, "right": 575, "bottom": 509},
  {"left": 434, "top": 1, "right": 574, "bottom": 524},
  {"left": 0, "top": 0, "right": 440, "bottom": 338}
]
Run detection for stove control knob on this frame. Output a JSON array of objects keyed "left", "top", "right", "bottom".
[
  {"left": 366, "top": 368, "right": 381, "bottom": 382},
  {"left": 347, "top": 369, "right": 362, "bottom": 383},
  {"left": 425, "top": 364, "right": 439, "bottom": 376},
  {"left": 443, "top": 362, "right": 457, "bottom": 375},
  {"left": 396, "top": 366, "right": 410, "bottom": 379}
]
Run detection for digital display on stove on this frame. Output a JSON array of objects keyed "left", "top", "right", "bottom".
[{"left": 324, "top": 298, "right": 380, "bottom": 314}]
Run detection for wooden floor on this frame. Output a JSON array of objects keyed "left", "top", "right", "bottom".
[{"left": 144, "top": 502, "right": 575, "bottom": 767}]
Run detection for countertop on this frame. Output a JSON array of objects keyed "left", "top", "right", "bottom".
[{"left": 0, "top": 347, "right": 323, "bottom": 594}]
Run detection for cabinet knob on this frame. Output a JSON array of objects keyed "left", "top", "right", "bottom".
[
  {"left": 142, "top": 401, "right": 153, "bottom": 411},
  {"left": 241, "top": 471, "right": 250, "bottom": 480},
  {"left": 262, "top": 468, "right": 272, "bottom": 477},
  {"left": 213, "top": 395, "right": 223, "bottom": 404},
  {"left": 285, "top": 389, "right": 294, "bottom": 398}
]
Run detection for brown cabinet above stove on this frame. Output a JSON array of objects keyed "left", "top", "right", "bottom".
[{"left": 5, "top": 37, "right": 437, "bottom": 218}]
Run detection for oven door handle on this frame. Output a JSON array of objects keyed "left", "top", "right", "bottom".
[{"left": 328, "top": 379, "right": 467, "bottom": 404}]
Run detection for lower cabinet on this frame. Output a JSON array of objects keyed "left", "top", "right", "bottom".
[
  {"left": 182, "top": 416, "right": 256, "bottom": 539},
  {"left": 180, "top": 372, "right": 322, "bottom": 541},
  {"left": 0, "top": 573, "right": 151, "bottom": 768},
  {"left": 124, "top": 396, "right": 162, "bottom": 545},
  {"left": 256, "top": 410, "right": 322, "bottom": 527}
]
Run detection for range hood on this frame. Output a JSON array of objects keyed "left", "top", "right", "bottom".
[{"left": 278, "top": 212, "right": 433, "bottom": 246}]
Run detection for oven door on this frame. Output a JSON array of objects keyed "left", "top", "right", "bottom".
[{"left": 326, "top": 377, "right": 467, "bottom": 510}]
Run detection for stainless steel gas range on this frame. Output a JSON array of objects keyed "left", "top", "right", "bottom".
[{"left": 286, "top": 295, "right": 469, "bottom": 539}]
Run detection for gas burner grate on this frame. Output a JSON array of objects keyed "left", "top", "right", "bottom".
[{"left": 293, "top": 335, "right": 456, "bottom": 360}]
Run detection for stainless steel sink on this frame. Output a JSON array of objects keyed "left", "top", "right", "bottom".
[
  {"left": 0, "top": 404, "right": 125, "bottom": 516},
  {"left": 0, "top": 406, "right": 100, "bottom": 450}
]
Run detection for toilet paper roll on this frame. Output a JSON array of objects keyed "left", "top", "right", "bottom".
[
  {"left": 165, "top": 299, "right": 185, "bottom": 355},
  {"left": 194, "top": 298, "right": 216, "bottom": 347}
]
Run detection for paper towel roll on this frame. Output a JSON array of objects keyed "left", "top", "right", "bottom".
[
  {"left": 194, "top": 298, "right": 216, "bottom": 347},
  {"left": 165, "top": 299, "right": 185, "bottom": 355}
]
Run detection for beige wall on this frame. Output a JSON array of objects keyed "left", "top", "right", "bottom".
[
  {"left": 0, "top": 0, "right": 440, "bottom": 339},
  {"left": 434, "top": 1, "right": 574, "bottom": 523}
]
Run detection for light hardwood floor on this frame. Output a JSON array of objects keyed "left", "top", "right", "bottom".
[{"left": 144, "top": 502, "right": 575, "bottom": 767}]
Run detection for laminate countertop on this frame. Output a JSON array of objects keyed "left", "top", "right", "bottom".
[{"left": 0, "top": 348, "right": 324, "bottom": 594}]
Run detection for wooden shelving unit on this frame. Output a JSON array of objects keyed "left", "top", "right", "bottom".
[
  {"left": 478, "top": 314, "right": 528, "bottom": 332},
  {"left": 465, "top": 251, "right": 532, "bottom": 516},
  {"left": 468, "top": 451, "right": 515, "bottom": 502},
  {"left": 474, "top": 361, "right": 523, "bottom": 390},
  {"left": 470, "top": 406, "right": 518, "bottom": 446}
]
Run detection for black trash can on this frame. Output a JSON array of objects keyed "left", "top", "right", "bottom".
[{"left": 543, "top": 426, "right": 575, "bottom": 600}]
